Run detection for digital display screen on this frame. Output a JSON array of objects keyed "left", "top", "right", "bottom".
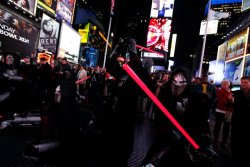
[
  {"left": 147, "top": 18, "right": 171, "bottom": 52},
  {"left": 57, "top": 22, "right": 81, "bottom": 64},
  {"left": 150, "top": 0, "right": 175, "bottom": 18},
  {"left": 0, "top": 7, "right": 39, "bottom": 58},
  {"left": 7, "top": 0, "right": 37, "bottom": 16}
]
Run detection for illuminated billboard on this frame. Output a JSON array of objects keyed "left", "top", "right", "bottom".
[
  {"left": 243, "top": 55, "right": 250, "bottom": 76},
  {"left": 226, "top": 28, "right": 248, "bottom": 60},
  {"left": 37, "top": 0, "right": 58, "bottom": 15},
  {"left": 57, "top": 22, "right": 81, "bottom": 64},
  {"left": 7, "top": 0, "right": 38, "bottom": 15},
  {"left": 0, "top": 7, "right": 39, "bottom": 57},
  {"left": 215, "top": 41, "right": 227, "bottom": 84},
  {"left": 78, "top": 23, "right": 90, "bottom": 44},
  {"left": 38, "top": 13, "right": 60, "bottom": 53},
  {"left": 143, "top": 52, "right": 164, "bottom": 58},
  {"left": 242, "top": 0, "right": 250, "bottom": 12},
  {"left": 56, "top": 0, "right": 76, "bottom": 25},
  {"left": 199, "top": 20, "right": 219, "bottom": 35},
  {"left": 150, "top": 0, "right": 175, "bottom": 18},
  {"left": 147, "top": 18, "right": 171, "bottom": 52},
  {"left": 84, "top": 47, "right": 98, "bottom": 67},
  {"left": 224, "top": 57, "right": 244, "bottom": 84}
]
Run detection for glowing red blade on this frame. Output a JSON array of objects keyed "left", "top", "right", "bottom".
[{"left": 122, "top": 64, "right": 200, "bottom": 149}]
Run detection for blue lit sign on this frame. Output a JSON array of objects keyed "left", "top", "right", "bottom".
[{"left": 211, "top": 0, "right": 242, "bottom": 5}]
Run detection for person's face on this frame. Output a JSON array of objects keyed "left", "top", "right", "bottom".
[
  {"left": 44, "top": 20, "right": 53, "bottom": 32},
  {"left": 21, "top": 20, "right": 26, "bottom": 28},
  {"left": 21, "top": 0, "right": 27, "bottom": 7},
  {"left": 162, "top": 74, "right": 169, "bottom": 82},
  {"left": 202, "top": 75, "right": 208, "bottom": 83},
  {"left": 221, "top": 81, "right": 230, "bottom": 90},
  {"left": 6, "top": 55, "right": 14, "bottom": 65},
  {"left": 61, "top": 59, "right": 67, "bottom": 64},
  {"left": 171, "top": 72, "right": 187, "bottom": 96},
  {"left": 240, "top": 79, "right": 250, "bottom": 90}
]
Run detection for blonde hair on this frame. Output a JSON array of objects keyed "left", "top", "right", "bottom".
[{"left": 221, "top": 79, "right": 230, "bottom": 85}]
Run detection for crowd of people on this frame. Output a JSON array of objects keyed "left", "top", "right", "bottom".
[{"left": 0, "top": 37, "right": 250, "bottom": 166}]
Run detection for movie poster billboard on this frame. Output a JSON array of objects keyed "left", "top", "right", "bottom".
[
  {"left": 38, "top": 13, "right": 59, "bottom": 53},
  {"left": 0, "top": 7, "right": 38, "bottom": 58},
  {"left": 226, "top": 28, "right": 248, "bottom": 60},
  {"left": 243, "top": 55, "right": 250, "bottom": 76},
  {"left": 7, "top": 0, "right": 37, "bottom": 15},
  {"left": 56, "top": 0, "right": 76, "bottom": 25},
  {"left": 37, "top": 0, "right": 58, "bottom": 15},
  {"left": 224, "top": 57, "right": 244, "bottom": 84},
  {"left": 147, "top": 18, "right": 171, "bottom": 52},
  {"left": 150, "top": 0, "right": 175, "bottom": 18},
  {"left": 57, "top": 22, "right": 81, "bottom": 64}
]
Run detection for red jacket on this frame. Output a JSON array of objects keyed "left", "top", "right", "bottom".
[{"left": 216, "top": 88, "right": 234, "bottom": 112}]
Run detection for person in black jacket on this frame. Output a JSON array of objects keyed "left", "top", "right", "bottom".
[
  {"left": 231, "top": 76, "right": 250, "bottom": 167},
  {"left": 97, "top": 37, "right": 154, "bottom": 167}
]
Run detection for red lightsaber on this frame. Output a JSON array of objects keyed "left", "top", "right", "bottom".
[
  {"left": 75, "top": 76, "right": 91, "bottom": 84},
  {"left": 122, "top": 63, "right": 200, "bottom": 150}
]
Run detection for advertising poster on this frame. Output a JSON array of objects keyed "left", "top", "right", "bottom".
[
  {"left": 8, "top": 0, "right": 37, "bottom": 15},
  {"left": 199, "top": 20, "right": 219, "bottom": 35},
  {"left": 78, "top": 23, "right": 90, "bottom": 43},
  {"left": 57, "top": 22, "right": 81, "bottom": 64},
  {"left": 224, "top": 57, "right": 244, "bottom": 84},
  {"left": 38, "top": 13, "right": 60, "bottom": 53},
  {"left": 37, "top": 0, "right": 58, "bottom": 15},
  {"left": 147, "top": 18, "right": 171, "bottom": 52},
  {"left": 56, "top": 0, "right": 76, "bottom": 25},
  {"left": 242, "top": 0, "right": 250, "bottom": 12},
  {"left": 226, "top": 28, "right": 247, "bottom": 60},
  {"left": 246, "top": 28, "right": 250, "bottom": 54},
  {"left": 215, "top": 41, "right": 227, "bottom": 85},
  {"left": 243, "top": 55, "right": 250, "bottom": 76},
  {"left": 150, "top": 0, "right": 175, "bottom": 18},
  {"left": 84, "top": 47, "right": 98, "bottom": 67},
  {"left": 0, "top": 7, "right": 38, "bottom": 58}
]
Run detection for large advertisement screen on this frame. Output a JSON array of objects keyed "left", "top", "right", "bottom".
[
  {"left": 215, "top": 41, "right": 227, "bottom": 85},
  {"left": 243, "top": 55, "right": 250, "bottom": 76},
  {"left": 78, "top": 23, "right": 90, "bottom": 44},
  {"left": 0, "top": 7, "right": 38, "bottom": 58},
  {"left": 37, "top": 0, "right": 58, "bottom": 15},
  {"left": 242, "top": 0, "right": 250, "bottom": 12},
  {"left": 56, "top": 0, "right": 76, "bottom": 25},
  {"left": 150, "top": 0, "right": 175, "bottom": 18},
  {"left": 57, "top": 22, "right": 81, "bottom": 64},
  {"left": 38, "top": 13, "right": 60, "bottom": 53},
  {"left": 83, "top": 47, "right": 98, "bottom": 67},
  {"left": 7, "top": 0, "right": 37, "bottom": 15},
  {"left": 226, "top": 28, "right": 248, "bottom": 60},
  {"left": 224, "top": 57, "right": 244, "bottom": 84},
  {"left": 147, "top": 18, "right": 171, "bottom": 52}
]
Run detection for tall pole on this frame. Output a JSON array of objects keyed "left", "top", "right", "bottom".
[
  {"left": 103, "top": 0, "right": 115, "bottom": 69},
  {"left": 198, "top": 0, "right": 212, "bottom": 77}
]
